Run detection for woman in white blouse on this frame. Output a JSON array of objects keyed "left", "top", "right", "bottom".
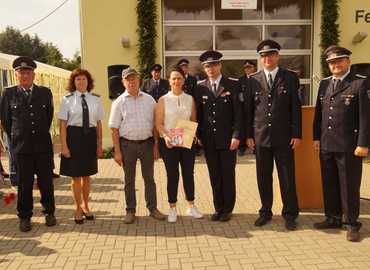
[
  {"left": 58, "top": 68, "right": 104, "bottom": 224},
  {"left": 155, "top": 66, "right": 203, "bottom": 223}
]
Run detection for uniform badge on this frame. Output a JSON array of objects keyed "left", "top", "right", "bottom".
[{"left": 345, "top": 98, "right": 350, "bottom": 106}]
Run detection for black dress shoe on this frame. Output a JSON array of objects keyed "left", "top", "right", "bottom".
[
  {"left": 83, "top": 211, "right": 95, "bottom": 220},
  {"left": 45, "top": 214, "right": 57, "bottom": 227},
  {"left": 211, "top": 212, "right": 222, "bottom": 221},
  {"left": 254, "top": 216, "right": 272, "bottom": 227},
  {"left": 19, "top": 218, "right": 31, "bottom": 232},
  {"left": 285, "top": 219, "right": 297, "bottom": 231},
  {"left": 313, "top": 218, "right": 342, "bottom": 230},
  {"left": 346, "top": 223, "right": 362, "bottom": 242},
  {"left": 219, "top": 212, "right": 232, "bottom": 222},
  {"left": 74, "top": 218, "right": 84, "bottom": 224}
]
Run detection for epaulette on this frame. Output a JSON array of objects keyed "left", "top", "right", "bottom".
[
  {"left": 64, "top": 93, "right": 74, "bottom": 98},
  {"left": 355, "top": 74, "right": 367, "bottom": 79},
  {"left": 228, "top": 77, "right": 238, "bottom": 81},
  {"left": 197, "top": 79, "right": 206, "bottom": 85},
  {"left": 91, "top": 93, "right": 101, "bottom": 97},
  {"left": 250, "top": 70, "right": 261, "bottom": 77}
]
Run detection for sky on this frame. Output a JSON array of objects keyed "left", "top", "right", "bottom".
[{"left": 0, "top": 0, "right": 81, "bottom": 59}]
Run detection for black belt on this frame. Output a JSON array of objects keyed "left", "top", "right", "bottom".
[{"left": 120, "top": 137, "right": 153, "bottom": 144}]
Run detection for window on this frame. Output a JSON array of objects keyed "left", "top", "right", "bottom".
[{"left": 163, "top": 0, "right": 313, "bottom": 104}]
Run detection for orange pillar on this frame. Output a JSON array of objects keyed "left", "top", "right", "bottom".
[{"left": 295, "top": 106, "right": 323, "bottom": 209}]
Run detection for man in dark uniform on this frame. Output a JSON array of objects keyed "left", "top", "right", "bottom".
[
  {"left": 194, "top": 50, "right": 242, "bottom": 222},
  {"left": 141, "top": 64, "right": 169, "bottom": 102},
  {"left": 313, "top": 45, "right": 370, "bottom": 242},
  {"left": 177, "top": 58, "right": 197, "bottom": 96},
  {"left": 0, "top": 56, "right": 56, "bottom": 232},
  {"left": 238, "top": 60, "right": 257, "bottom": 156},
  {"left": 245, "top": 40, "right": 302, "bottom": 230}
]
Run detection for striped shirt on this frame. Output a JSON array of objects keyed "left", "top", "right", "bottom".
[{"left": 108, "top": 90, "right": 156, "bottom": 140}]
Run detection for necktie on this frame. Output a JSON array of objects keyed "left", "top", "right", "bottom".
[
  {"left": 332, "top": 79, "right": 339, "bottom": 93},
  {"left": 81, "top": 94, "right": 90, "bottom": 134},
  {"left": 25, "top": 89, "right": 32, "bottom": 103},
  {"left": 268, "top": 73, "right": 273, "bottom": 90},
  {"left": 212, "top": 83, "right": 217, "bottom": 93}
]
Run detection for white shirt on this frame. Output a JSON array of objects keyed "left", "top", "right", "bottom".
[
  {"left": 263, "top": 67, "right": 279, "bottom": 83},
  {"left": 58, "top": 91, "right": 104, "bottom": 127},
  {"left": 163, "top": 91, "right": 193, "bottom": 132},
  {"left": 210, "top": 74, "right": 222, "bottom": 91},
  {"left": 108, "top": 90, "right": 156, "bottom": 140}
]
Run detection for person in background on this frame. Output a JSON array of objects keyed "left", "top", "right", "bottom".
[
  {"left": 141, "top": 64, "right": 169, "bottom": 102},
  {"left": 59, "top": 68, "right": 104, "bottom": 224},
  {"left": 155, "top": 66, "right": 203, "bottom": 223},
  {"left": 238, "top": 60, "right": 257, "bottom": 156}
]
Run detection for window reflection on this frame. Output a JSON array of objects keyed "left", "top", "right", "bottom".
[
  {"left": 165, "top": 57, "right": 206, "bottom": 80},
  {"left": 265, "top": 25, "right": 311, "bottom": 49},
  {"left": 264, "top": 0, "right": 311, "bottom": 19},
  {"left": 165, "top": 26, "right": 213, "bottom": 51},
  {"left": 298, "top": 84, "right": 311, "bottom": 105},
  {"left": 215, "top": 0, "right": 262, "bottom": 20},
  {"left": 216, "top": 26, "right": 262, "bottom": 50},
  {"left": 279, "top": 55, "right": 310, "bottom": 79},
  {"left": 163, "top": 0, "right": 212, "bottom": 20}
]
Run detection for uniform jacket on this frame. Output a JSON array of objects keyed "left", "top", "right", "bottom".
[
  {"left": 246, "top": 68, "right": 302, "bottom": 147},
  {"left": 183, "top": 74, "right": 197, "bottom": 97},
  {"left": 0, "top": 85, "right": 54, "bottom": 154},
  {"left": 195, "top": 76, "right": 242, "bottom": 150},
  {"left": 313, "top": 71, "right": 370, "bottom": 152},
  {"left": 141, "top": 78, "right": 169, "bottom": 102}
]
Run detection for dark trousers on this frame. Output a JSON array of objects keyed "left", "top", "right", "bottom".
[
  {"left": 204, "top": 145, "right": 236, "bottom": 214},
  {"left": 319, "top": 150, "right": 362, "bottom": 225},
  {"left": 16, "top": 152, "right": 55, "bottom": 219},
  {"left": 120, "top": 138, "right": 157, "bottom": 213},
  {"left": 160, "top": 139, "right": 195, "bottom": 204},
  {"left": 255, "top": 145, "right": 299, "bottom": 220}
]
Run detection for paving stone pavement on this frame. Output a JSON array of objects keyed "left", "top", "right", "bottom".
[{"left": 1, "top": 155, "right": 370, "bottom": 270}]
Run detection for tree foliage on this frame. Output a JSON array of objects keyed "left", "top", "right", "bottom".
[
  {"left": 137, "top": 0, "right": 157, "bottom": 79},
  {"left": 0, "top": 26, "right": 80, "bottom": 71},
  {"left": 321, "top": 0, "right": 340, "bottom": 77}
]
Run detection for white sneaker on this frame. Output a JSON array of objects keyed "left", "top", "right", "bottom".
[
  {"left": 186, "top": 206, "right": 203, "bottom": 219},
  {"left": 167, "top": 208, "right": 177, "bottom": 223}
]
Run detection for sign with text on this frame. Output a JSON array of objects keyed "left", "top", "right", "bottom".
[{"left": 221, "top": 0, "right": 257, "bottom": 9}]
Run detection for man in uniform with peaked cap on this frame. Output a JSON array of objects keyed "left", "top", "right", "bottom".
[
  {"left": 245, "top": 39, "right": 302, "bottom": 230},
  {"left": 0, "top": 56, "right": 56, "bottom": 232},
  {"left": 177, "top": 58, "right": 197, "bottom": 97},
  {"left": 194, "top": 50, "right": 242, "bottom": 222},
  {"left": 313, "top": 45, "right": 370, "bottom": 242},
  {"left": 141, "top": 64, "right": 169, "bottom": 102}
]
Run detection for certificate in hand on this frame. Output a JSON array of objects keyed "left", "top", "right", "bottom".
[{"left": 169, "top": 120, "right": 198, "bottom": 149}]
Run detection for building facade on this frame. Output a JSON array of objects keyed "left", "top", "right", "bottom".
[{"left": 79, "top": 0, "right": 370, "bottom": 145}]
